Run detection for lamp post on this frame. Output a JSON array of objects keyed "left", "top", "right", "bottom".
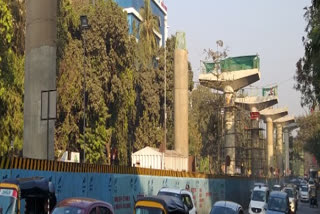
[{"left": 80, "top": 15, "right": 90, "bottom": 163}]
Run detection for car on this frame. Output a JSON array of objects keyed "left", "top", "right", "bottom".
[
  {"left": 134, "top": 195, "right": 188, "bottom": 214},
  {"left": 249, "top": 185, "right": 269, "bottom": 214},
  {"left": 209, "top": 201, "right": 244, "bottom": 214},
  {"left": 52, "top": 197, "right": 114, "bottom": 214},
  {"left": 266, "top": 191, "right": 290, "bottom": 214},
  {"left": 272, "top": 185, "right": 282, "bottom": 192},
  {"left": 157, "top": 188, "right": 196, "bottom": 214},
  {"left": 308, "top": 179, "right": 316, "bottom": 189},
  {"left": 282, "top": 187, "right": 297, "bottom": 213},
  {"left": 299, "top": 185, "right": 309, "bottom": 202}
]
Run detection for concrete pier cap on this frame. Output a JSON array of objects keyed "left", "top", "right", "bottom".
[
  {"left": 260, "top": 107, "right": 288, "bottom": 121},
  {"left": 199, "top": 69, "right": 261, "bottom": 92},
  {"left": 235, "top": 96, "right": 278, "bottom": 112}
]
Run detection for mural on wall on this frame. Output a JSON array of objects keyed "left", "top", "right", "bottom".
[{"left": 0, "top": 169, "right": 226, "bottom": 214}]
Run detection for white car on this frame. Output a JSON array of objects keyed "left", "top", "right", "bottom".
[
  {"left": 283, "top": 187, "right": 297, "bottom": 213},
  {"left": 299, "top": 185, "right": 309, "bottom": 202},
  {"left": 157, "top": 187, "right": 197, "bottom": 214},
  {"left": 249, "top": 186, "right": 269, "bottom": 214}
]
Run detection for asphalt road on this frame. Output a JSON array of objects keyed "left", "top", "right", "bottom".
[
  {"left": 297, "top": 196, "right": 319, "bottom": 214},
  {"left": 245, "top": 193, "right": 320, "bottom": 214}
]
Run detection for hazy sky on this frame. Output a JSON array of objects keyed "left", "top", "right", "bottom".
[{"left": 165, "top": 0, "right": 311, "bottom": 117}]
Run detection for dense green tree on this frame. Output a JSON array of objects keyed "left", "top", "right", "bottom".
[
  {"left": 295, "top": 0, "right": 320, "bottom": 108},
  {"left": 139, "top": 0, "right": 159, "bottom": 56},
  {"left": 0, "top": 0, "right": 24, "bottom": 156},
  {"left": 56, "top": 0, "right": 135, "bottom": 164},
  {"left": 189, "top": 85, "right": 224, "bottom": 173},
  {"left": 295, "top": 112, "right": 320, "bottom": 163}
]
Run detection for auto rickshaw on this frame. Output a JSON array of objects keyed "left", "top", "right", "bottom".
[
  {"left": 0, "top": 177, "right": 56, "bottom": 214},
  {"left": 134, "top": 195, "right": 188, "bottom": 214},
  {"left": 309, "top": 185, "right": 318, "bottom": 208}
]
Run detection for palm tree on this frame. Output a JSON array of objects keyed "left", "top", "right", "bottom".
[{"left": 139, "top": 0, "right": 160, "bottom": 55}]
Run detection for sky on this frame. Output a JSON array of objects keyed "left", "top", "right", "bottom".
[{"left": 164, "top": 0, "right": 311, "bottom": 117}]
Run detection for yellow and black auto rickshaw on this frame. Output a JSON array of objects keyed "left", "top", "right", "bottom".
[
  {"left": 309, "top": 185, "right": 318, "bottom": 208},
  {"left": 0, "top": 177, "right": 56, "bottom": 214},
  {"left": 134, "top": 195, "right": 188, "bottom": 214}
]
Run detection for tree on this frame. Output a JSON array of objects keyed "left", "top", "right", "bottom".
[
  {"left": 139, "top": 0, "right": 159, "bottom": 56},
  {"left": 294, "top": 0, "right": 320, "bottom": 108},
  {"left": 295, "top": 112, "right": 320, "bottom": 164},
  {"left": 189, "top": 85, "right": 224, "bottom": 173},
  {"left": 56, "top": 0, "right": 134, "bottom": 164},
  {"left": 0, "top": 0, "right": 24, "bottom": 155}
]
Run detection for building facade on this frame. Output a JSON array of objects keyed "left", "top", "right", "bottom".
[{"left": 115, "top": 0, "right": 168, "bottom": 47}]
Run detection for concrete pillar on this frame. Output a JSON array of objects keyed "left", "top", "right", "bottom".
[
  {"left": 284, "top": 128, "right": 289, "bottom": 175},
  {"left": 251, "top": 107, "right": 260, "bottom": 176},
  {"left": 276, "top": 123, "right": 283, "bottom": 175},
  {"left": 266, "top": 117, "right": 274, "bottom": 174},
  {"left": 174, "top": 32, "right": 188, "bottom": 158},
  {"left": 23, "top": 0, "right": 57, "bottom": 160},
  {"left": 224, "top": 85, "right": 235, "bottom": 175}
]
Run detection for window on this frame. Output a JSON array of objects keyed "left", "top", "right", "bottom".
[
  {"left": 89, "top": 207, "right": 97, "bottom": 214},
  {"left": 181, "top": 194, "right": 193, "bottom": 210},
  {"left": 99, "top": 206, "right": 112, "bottom": 214}
]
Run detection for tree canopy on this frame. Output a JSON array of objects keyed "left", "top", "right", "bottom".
[{"left": 295, "top": 0, "right": 320, "bottom": 108}]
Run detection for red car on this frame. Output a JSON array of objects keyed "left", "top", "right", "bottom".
[{"left": 52, "top": 197, "right": 114, "bottom": 214}]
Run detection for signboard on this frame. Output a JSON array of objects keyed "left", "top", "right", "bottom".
[
  {"left": 0, "top": 189, "right": 17, "bottom": 198},
  {"left": 262, "top": 86, "right": 278, "bottom": 96},
  {"left": 250, "top": 112, "right": 260, "bottom": 120}
]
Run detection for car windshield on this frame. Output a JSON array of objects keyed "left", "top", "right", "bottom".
[
  {"left": 210, "top": 206, "right": 236, "bottom": 214},
  {"left": 268, "top": 197, "right": 287, "bottom": 212},
  {"left": 309, "top": 181, "right": 314, "bottom": 184},
  {"left": 135, "top": 206, "right": 164, "bottom": 214},
  {"left": 252, "top": 191, "right": 266, "bottom": 202},
  {"left": 283, "top": 189, "right": 293, "bottom": 198},
  {"left": 301, "top": 186, "right": 308, "bottom": 192},
  {"left": 52, "top": 207, "right": 84, "bottom": 214},
  {"left": 273, "top": 186, "right": 281, "bottom": 191},
  {"left": 157, "top": 191, "right": 181, "bottom": 199},
  {"left": 0, "top": 189, "right": 17, "bottom": 214}
]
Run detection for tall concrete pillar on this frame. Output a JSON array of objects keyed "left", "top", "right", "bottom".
[
  {"left": 274, "top": 116, "right": 295, "bottom": 176},
  {"left": 174, "top": 32, "right": 188, "bottom": 157},
  {"left": 276, "top": 123, "right": 283, "bottom": 175},
  {"left": 283, "top": 128, "right": 289, "bottom": 175},
  {"left": 283, "top": 123, "right": 297, "bottom": 175},
  {"left": 250, "top": 107, "right": 260, "bottom": 176},
  {"left": 266, "top": 117, "right": 274, "bottom": 172},
  {"left": 260, "top": 107, "right": 288, "bottom": 176},
  {"left": 23, "top": 0, "right": 57, "bottom": 160},
  {"left": 224, "top": 86, "right": 235, "bottom": 174}
]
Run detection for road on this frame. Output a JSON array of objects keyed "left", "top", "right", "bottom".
[
  {"left": 297, "top": 196, "right": 320, "bottom": 214},
  {"left": 245, "top": 193, "right": 320, "bottom": 214}
]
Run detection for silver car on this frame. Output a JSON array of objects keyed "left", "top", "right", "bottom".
[
  {"left": 210, "top": 201, "right": 244, "bottom": 214},
  {"left": 299, "top": 185, "right": 309, "bottom": 202}
]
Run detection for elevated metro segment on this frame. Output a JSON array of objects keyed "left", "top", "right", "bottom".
[
  {"left": 199, "top": 55, "right": 261, "bottom": 175},
  {"left": 235, "top": 96, "right": 278, "bottom": 176}
]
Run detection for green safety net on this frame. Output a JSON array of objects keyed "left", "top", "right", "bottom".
[
  {"left": 202, "top": 55, "right": 260, "bottom": 73},
  {"left": 175, "top": 32, "right": 187, "bottom": 50}
]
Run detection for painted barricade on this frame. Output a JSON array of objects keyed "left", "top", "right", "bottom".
[{"left": 0, "top": 157, "right": 276, "bottom": 214}]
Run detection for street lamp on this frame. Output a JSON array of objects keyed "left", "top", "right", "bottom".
[{"left": 80, "top": 15, "right": 90, "bottom": 163}]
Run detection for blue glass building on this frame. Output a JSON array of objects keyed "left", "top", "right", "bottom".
[{"left": 114, "top": 0, "right": 168, "bottom": 47}]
